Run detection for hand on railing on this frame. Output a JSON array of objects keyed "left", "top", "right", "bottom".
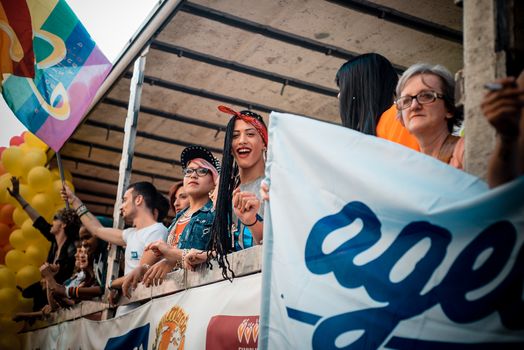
[
  {"left": 145, "top": 240, "right": 170, "bottom": 259},
  {"left": 183, "top": 249, "right": 208, "bottom": 271},
  {"left": 121, "top": 264, "right": 149, "bottom": 298},
  {"left": 142, "top": 259, "right": 175, "bottom": 287}
]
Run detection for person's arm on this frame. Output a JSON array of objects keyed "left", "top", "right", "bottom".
[
  {"left": 51, "top": 284, "right": 104, "bottom": 300},
  {"left": 61, "top": 184, "right": 125, "bottom": 245},
  {"left": 7, "top": 177, "right": 40, "bottom": 221},
  {"left": 142, "top": 259, "right": 177, "bottom": 287},
  {"left": 481, "top": 76, "right": 523, "bottom": 187},
  {"left": 121, "top": 249, "right": 162, "bottom": 298},
  {"left": 145, "top": 240, "right": 184, "bottom": 264},
  {"left": 183, "top": 249, "right": 215, "bottom": 271}
]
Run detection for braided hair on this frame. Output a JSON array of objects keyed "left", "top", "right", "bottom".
[{"left": 209, "top": 110, "right": 266, "bottom": 280}]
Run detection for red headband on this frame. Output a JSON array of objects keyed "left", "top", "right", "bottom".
[{"left": 218, "top": 105, "right": 268, "bottom": 146}]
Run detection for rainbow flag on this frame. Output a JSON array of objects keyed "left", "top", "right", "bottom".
[
  {"left": 1, "top": 0, "right": 111, "bottom": 151},
  {"left": 0, "top": 0, "right": 35, "bottom": 79}
]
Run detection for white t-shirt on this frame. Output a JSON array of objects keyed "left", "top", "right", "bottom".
[{"left": 122, "top": 222, "right": 168, "bottom": 275}]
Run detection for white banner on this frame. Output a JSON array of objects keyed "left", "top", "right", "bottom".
[
  {"left": 259, "top": 112, "right": 524, "bottom": 349},
  {"left": 22, "top": 273, "right": 261, "bottom": 349}
]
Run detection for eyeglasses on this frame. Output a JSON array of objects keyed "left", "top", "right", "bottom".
[
  {"left": 183, "top": 167, "right": 210, "bottom": 177},
  {"left": 395, "top": 90, "right": 444, "bottom": 110}
]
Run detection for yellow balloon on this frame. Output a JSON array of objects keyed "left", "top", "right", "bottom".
[
  {"left": 23, "top": 132, "right": 48, "bottom": 151},
  {"left": 19, "top": 184, "right": 36, "bottom": 204},
  {"left": 19, "top": 143, "right": 32, "bottom": 154},
  {"left": 0, "top": 315, "right": 24, "bottom": 333},
  {"left": 8, "top": 229, "right": 28, "bottom": 251},
  {"left": 12, "top": 207, "right": 30, "bottom": 228},
  {"left": 15, "top": 295, "right": 33, "bottom": 313},
  {"left": 45, "top": 179, "right": 62, "bottom": 204},
  {"left": 1, "top": 147, "right": 24, "bottom": 177},
  {"left": 0, "top": 334, "right": 21, "bottom": 350},
  {"left": 65, "top": 179, "right": 74, "bottom": 193},
  {"left": 15, "top": 265, "right": 41, "bottom": 289},
  {"left": 21, "top": 149, "right": 47, "bottom": 177},
  {"left": 0, "top": 287, "right": 18, "bottom": 314},
  {"left": 54, "top": 203, "right": 66, "bottom": 213},
  {"left": 25, "top": 244, "right": 47, "bottom": 267},
  {"left": 21, "top": 219, "right": 40, "bottom": 242},
  {"left": 0, "top": 174, "right": 12, "bottom": 204},
  {"left": 5, "top": 250, "right": 28, "bottom": 272},
  {"left": 27, "top": 166, "right": 52, "bottom": 193},
  {"left": 0, "top": 266, "right": 16, "bottom": 289},
  {"left": 31, "top": 193, "right": 54, "bottom": 219},
  {"left": 51, "top": 167, "right": 73, "bottom": 183}
]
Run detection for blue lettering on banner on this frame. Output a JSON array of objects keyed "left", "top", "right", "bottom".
[
  {"left": 286, "top": 201, "right": 524, "bottom": 349},
  {"left": 131, "top": 251, "right": 139, "bottom": 259},
  {"left": 104, "top": 323, "right": 150, "bottom": 350}
]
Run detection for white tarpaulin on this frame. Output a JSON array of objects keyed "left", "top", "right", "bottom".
[
  {"left": 259, "top": 112, "right": 524, "bottom": 349},
  {"left": 22, "top": 273, "right": 261, "bottom": 349}
]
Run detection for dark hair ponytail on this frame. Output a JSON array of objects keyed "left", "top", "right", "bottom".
[
  {"left": 209, "top": 117, "right": 238, "bottom": 280},
  {"left": 336, "top": 53, "right": 398, "bottom": 135}
]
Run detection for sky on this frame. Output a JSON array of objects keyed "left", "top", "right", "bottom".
[{"left": 0, "top": 0, "right": 158, "bottom": 147}]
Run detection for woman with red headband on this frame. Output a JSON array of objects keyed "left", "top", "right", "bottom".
[{"left": 185, "top": 106, "right": 268, "bottom": 278}]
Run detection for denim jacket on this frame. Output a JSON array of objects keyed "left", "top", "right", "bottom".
[{"left": 169, "top": 200, "right": 215, "bottom": 250}]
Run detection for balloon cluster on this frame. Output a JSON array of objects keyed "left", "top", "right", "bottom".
[{"left": 0, "top": 132, "right": 75, "bottom": 348}]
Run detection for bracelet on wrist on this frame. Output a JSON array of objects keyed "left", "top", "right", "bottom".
[
  {"left": 181, "top": 249, "right": 189, "bottom": 265},
  {"left": 76, "top": 204, "right": 89, "bottom": 218},
  {"left": 243, "top": 217, "right": 258, "bottom": 227}
]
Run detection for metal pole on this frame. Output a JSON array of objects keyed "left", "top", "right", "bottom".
[
  {"left": 55, "top": 152, "right": 70, "bottom": 209},
  {"left": 102, "top": 46, "right": 149, "bottom": 319}
]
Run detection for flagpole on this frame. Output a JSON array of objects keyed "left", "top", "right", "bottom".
[{"left": 55, "top": 151, "right": 70, "bottom": 209}]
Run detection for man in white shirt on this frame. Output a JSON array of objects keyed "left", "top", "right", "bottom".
[{"left": 62, "top": 182, "right": 168, "bottom": 306}]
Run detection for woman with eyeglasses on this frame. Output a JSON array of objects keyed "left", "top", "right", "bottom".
[
  {"left": 141, "top": 145, "right": 220, "bottom": 286},
  {"left": 395, "top": 63, "right": 465, "bottom": 168}
]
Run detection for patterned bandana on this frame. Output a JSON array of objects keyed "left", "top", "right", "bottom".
[{"left": 218, "top": 105, "right": 268, "bottom": 146}]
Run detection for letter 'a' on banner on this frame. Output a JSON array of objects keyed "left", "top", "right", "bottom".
[
  {"left": 259, "top": 112, "right": 524, "bottom": 349},
  {"left": 0, "top": 0, "right": 112, "bottom": 151}
]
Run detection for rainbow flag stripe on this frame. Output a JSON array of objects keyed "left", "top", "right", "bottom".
[
  {"left": 0, "top": 0, "right": 35, "bottom": 78},
  {"left": 1, "top": 0, "right": 111, "bottom": 151}
]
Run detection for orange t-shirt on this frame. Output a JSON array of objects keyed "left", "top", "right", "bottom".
[
  {"left": 167, "top": 220, "right": 189, "bottom": 247},
  {"left": 376, "top": 105, "right": 420, "bottom": 151}
]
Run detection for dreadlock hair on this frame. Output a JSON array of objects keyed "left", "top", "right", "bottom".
[
  {"left": 209, "top": 110, "right": 266, "bottom": 281},
  {"left": 335, "top": 53, "right": 398, "bottom": 135}
]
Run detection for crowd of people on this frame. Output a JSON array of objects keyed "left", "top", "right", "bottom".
[{"left": 8, "top": 54, "right": 524, "bottom": 321}]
